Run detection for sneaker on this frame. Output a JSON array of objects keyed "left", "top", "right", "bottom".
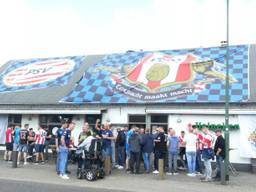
[
  {"left": 60, "top": 174, "right": 70, "bottom": 180},
  {"left": 187, "top": 173, "right": 196, "bottom": 177},
  {"left": 153, "top": 170, "right": 159, "bottom": 174},
  {"left": 178, "top": 166, "right": 186, "bottom": 170},
  {"left": 191, "top": 173, "right": 197, "bottom": 177},
  {"left": 201, "top": 178, "right": 212, "bottom": 182},
  {"left": 118, "top": 166, "right": 124, "bottom": 170},
  {"left": 24, "top": 162, "right": 28, "bottom": 165},
  {"left": 34, "top": 162, "right": 39, "bottom": 165},
  {"left": 17, "top": 162, "right": 20, "bottom": 165},
  {"left": 26, "top": 156, "right": 32, "bottom": 159},
  {"left": 173, "top": 172, "right": 179, "bottom": 175},
  {"left": 196, "top": 172, "right": 202, "bottom": 176},
  {"left": 40, "top": 161, "right": 45, "bottom": 165},
  {"left": 115, "top": 164, "right": 120, "bottom": 168},
  {"left": 166, "top": 172, "right": 173, "bottom": 176}
]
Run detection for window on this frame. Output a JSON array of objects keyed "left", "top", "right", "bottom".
[
  {"left": 150, "top": 114, "right": 168, "bottom": 133},
  {"left": 8, "top": 114, "right": 22, "bottom": 125},
  {"left": 128, "top": 115, "right": 146, "bottom": 129},
  {"left": 85, "top": 114, "right": 101, "bottom": 129},
  {"left": 39, "top": 114, "right": 73, "bottom": 133}
]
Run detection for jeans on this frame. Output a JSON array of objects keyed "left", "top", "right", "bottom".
[
  {"left": 142, "top": 152, "right": 151, "bottom": 172},
  {"left": 117, "top": 146, "right": 125, "bottom": 166},
  {"left": 111, "top": 141, "right": 116, "bottom": 166},
  {"left": 196, "top": 150, "right": 203, "bottom": 173},
  {"left": 154, "top": 150, "right": 164, "bottom": 171},
  {"left": 59, "top": 146, "right": 68, "bottom": 175},
  {"left": 78, "top": 155, "right": 83, "bottom": 169},
  {"left": 103, "top": 146, "right": 112, "bottom": 159},
  {"left": 216, "top": 155, "right": 224, "bottom": 178},
  {"left": 168, "top": 152, "right": 178, "bottom": 173},
  {"left": 186, "top": 151, "right": 196, "bottom": 174},
  {"left": 28, "top": 143, "right": 34, "bottom": 156},
  {"left": 44, "top": 140, "right": 50, "bottom": 161},
  {"left": 56, "top": 150, "right": 60, "bottom": 173},
  {"left": 203, "top": 158, "right": 212, "bottom": 179},
  {"left": 130, "top": 151, "right": 140, "bottom": 173}
]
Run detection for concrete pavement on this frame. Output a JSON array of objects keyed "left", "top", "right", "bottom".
[
  {"left": 0, "top": 160, "right": 255, "bottom": 192},
  {"left": 0, "top": 179, "right": 128, "bottom": 192}
]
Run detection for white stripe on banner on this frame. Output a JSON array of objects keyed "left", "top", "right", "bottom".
[
  {"left": 0, "top": 115, "right": 8, "bottom": 144},
  {"left": 238, "top": 115, "right": 256, "bottom": 158}
]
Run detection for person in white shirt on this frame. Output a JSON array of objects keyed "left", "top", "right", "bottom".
[{"left": 183, "top": 126, "right": 197, "bottom": 177}]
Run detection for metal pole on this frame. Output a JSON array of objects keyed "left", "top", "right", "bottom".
[
  {"left": 223, "top": 0, "right": 230, "bottom": 185},
  {"left": 12, "top": 150, "right": 18, "bottom": 168}
]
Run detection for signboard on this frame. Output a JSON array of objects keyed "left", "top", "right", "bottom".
[
  {"left": 192, "top": 122, "right": 240, "bottom": 131},
  {"left": 239, "top": 115, "right": 256, "bottom": 158},
  {"left": 0, "top": 56, "right": 85, "bottom": 93},
  {"left": 62, "top": 45, "right": 249, "bottom": 103}
]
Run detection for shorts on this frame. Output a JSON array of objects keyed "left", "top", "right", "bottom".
[
  {"left": 13, "top": 143, "right": 19, "bottom": 151},
  {"left": 6, "top": 143, "right": 13, "bottom": 151},
  {"left": 18, "top": 144, "right": 28, "bottom": 153},
  {"left": 35, "top": 144, "right": 44, "bottom": 153}
]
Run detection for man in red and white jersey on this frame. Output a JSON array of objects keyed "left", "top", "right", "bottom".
[
  {"left": 34, "top": 125, "right": 47, "bottom": 164},
  {"left": 4, "top": 125, "right": 14, "bottom": 162},
  {"left": 194, "top": 128, "right": 204, "bottom": 174},
  {"left": 201, "top": 126, "right": 214, "bottom": 182}
]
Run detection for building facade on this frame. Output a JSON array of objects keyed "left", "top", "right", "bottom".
[{"left": 0, "top": 44, "right": 256, "bottom": 171}]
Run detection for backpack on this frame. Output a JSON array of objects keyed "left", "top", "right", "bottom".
[{"left": 88, "top": 139, "right": 102, "bottom": 157}]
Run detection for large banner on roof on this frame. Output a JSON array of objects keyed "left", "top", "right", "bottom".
[
  {"left": 0, "top": 56, "right": 86, "bottom": 93},
  {"left": 61, "top": 45, "right": 249, "bottom": 103}
]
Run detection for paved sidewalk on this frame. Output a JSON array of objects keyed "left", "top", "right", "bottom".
[{"left": 0, "top": 161, "right": 255, "bottom": 192}]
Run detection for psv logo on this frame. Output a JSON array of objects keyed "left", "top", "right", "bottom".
[
  {"left": 3, "top": 59, "right": 75, "bottom": 87},
  {"left": 126, "top": 53, "right": 196, "bottom": 91}
]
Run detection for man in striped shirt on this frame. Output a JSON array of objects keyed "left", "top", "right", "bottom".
[
  {"left": 201, "top": 127, "right": 214, "bottom": 182},
  {"left": 4, "top": 125, "right": 14, "bottom": 162},
  {"left": 34, "top": 125, "right": 47, "bottom": 164}
]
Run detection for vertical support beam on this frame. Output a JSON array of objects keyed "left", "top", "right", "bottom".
[
  {"left": 146, "top": 114, "right": 151, "bottom": 131},
  {"left": 158, "top": 159, "right": 165, "bottom": 180},
  {"left": 223, "top": 0, "right": 230, "bottom": 185},
  {"left": 12, "top": 151, "right": 18, "bottom": 168},
  {"left": 104, "top": 156, "right": 111, "bottom": 176}
]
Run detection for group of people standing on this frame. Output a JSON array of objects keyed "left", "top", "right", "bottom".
[
  {"left": 115, "top": 123, "right": 226, "bottom": 182},
  {"left": 4, "top": 119, "right": 226, "bottom": 182},
  {"left": 4, "top": 123, "right": 50, "bottom": 165}
]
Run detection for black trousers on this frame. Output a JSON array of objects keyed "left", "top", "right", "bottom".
[
  {"left": 130, "top": 151, "right": 140, "bottom": 173},
  {"left": 154, "top": 150, "right": 164, "bottom": 171}
]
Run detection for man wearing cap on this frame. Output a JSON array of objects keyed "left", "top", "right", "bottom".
[{"left": 213, "top": 129, "right": 225, "bottom": 181}]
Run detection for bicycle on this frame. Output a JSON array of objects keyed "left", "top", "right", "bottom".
[{"left": 228, "top": 148, "right": 239, "bottom": 176}]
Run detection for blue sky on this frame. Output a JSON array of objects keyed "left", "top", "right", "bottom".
[{"left": 0, "top": 0, "right": 255, "bottom": 65}]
